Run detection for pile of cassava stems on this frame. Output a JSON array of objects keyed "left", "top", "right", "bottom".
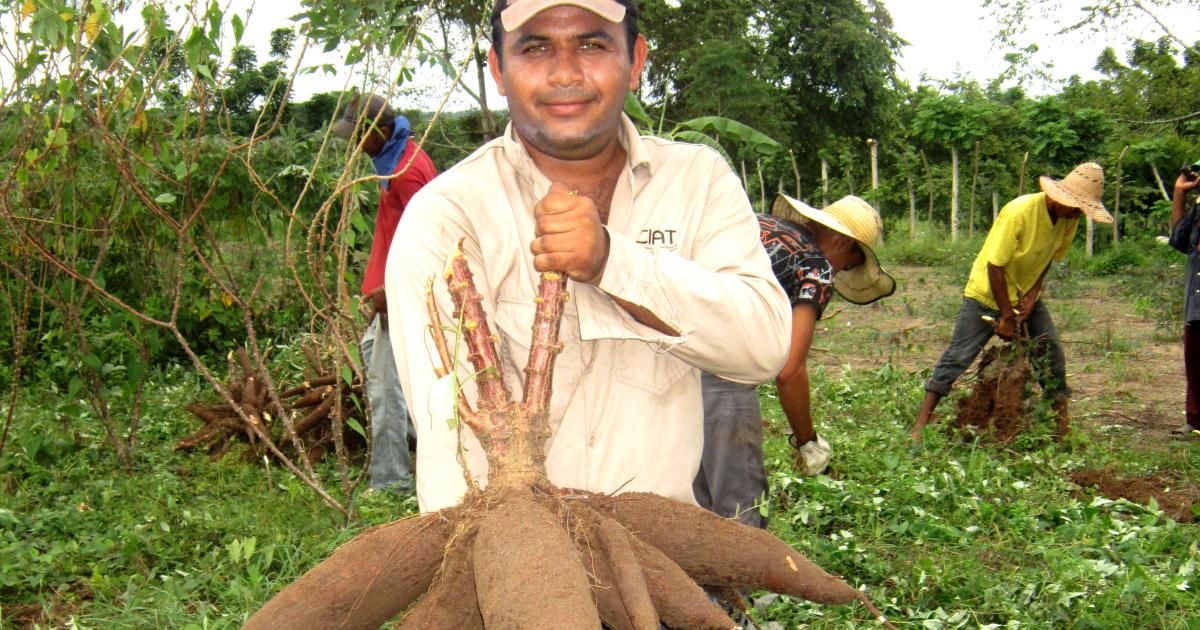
[
  {"left": 178, "top": 346, "right": 364, "bottom": 463},
  {"left": 246, "top": 242, "right": 893, "bottom": 629}
]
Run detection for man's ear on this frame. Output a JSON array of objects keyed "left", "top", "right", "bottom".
[
  {"left": 488, "top": 47, "right": 507, "bottom": 97},
  {"left": 628, "top": 34, "right": 648, "bottom": 91}
]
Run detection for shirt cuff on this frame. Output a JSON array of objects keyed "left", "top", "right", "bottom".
[{"left": 575, "top": 229, "right": 685, "bottom": 346}]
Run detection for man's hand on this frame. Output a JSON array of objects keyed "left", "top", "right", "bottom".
[
  {"left": 366, "top": 287, "right": 388, "bottom": 327},
  {"left": 1174, "top": 172, "right": 1200, "bottom": 195},
  {"left": 530, "top": 182, "right": 610, "bottom": 284},
  {"left": 1017, "top": 293, "right": 1037, "bottom": 322},
  {"left": 791, "top": 435, "right": 831, "bottom": 476},
  {"left": 995, "top": 312, "right": 1017, "bottom": 341}
]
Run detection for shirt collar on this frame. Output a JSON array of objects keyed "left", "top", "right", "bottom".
[{"left": 501, "top": 113, "right": 654, "bottom": 192}]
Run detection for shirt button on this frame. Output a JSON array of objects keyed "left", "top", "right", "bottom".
[{"left": 588, "top": 433, "right": 598, "bottom": 448}]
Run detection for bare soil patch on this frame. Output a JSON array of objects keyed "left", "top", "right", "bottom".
[
  {"left": 1071, "top": 469, "right": 1200, "bottom": 523},
  {"left": 817, "top": 265, "right": 1188, "bottom": 442}
]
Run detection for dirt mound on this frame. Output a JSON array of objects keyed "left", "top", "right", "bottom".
[
  {"left": 956, "top": 344, "right": 1032, "bottom": 442},
  {"left": 1071, "top": 469, "right": 1200, "bottom": 523}
]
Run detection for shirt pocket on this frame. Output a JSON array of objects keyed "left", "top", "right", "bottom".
[
  {"left": 614, "top": 340, "right": 691, "bottom": 397},
  {"left": 493, "top": 296, "right": 585, "bottom": 427}
]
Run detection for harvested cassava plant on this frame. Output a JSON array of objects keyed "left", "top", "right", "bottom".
[
  {"left": 179, "top": 346, "right": 365, "bottom": 463},
  {"left": 246, "top": 242, "right": 893, "bottom": 629},
  {"left": 955, "top": 341, "right": 1032, "bottom": 443}
]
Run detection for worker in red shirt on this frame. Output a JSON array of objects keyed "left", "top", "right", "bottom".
[{"left": 331, "top": 94, "right": 438, "bottom": 491}]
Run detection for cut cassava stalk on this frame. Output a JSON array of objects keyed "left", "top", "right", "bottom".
[
  {"left": 247, "top": 239, "right": 894, "bottom": 629},
  {"left": 179, "top": 344, "right": 364, "bottom": 463}
]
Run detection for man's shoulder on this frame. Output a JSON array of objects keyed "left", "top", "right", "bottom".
[
  {"left": 635, "top": 132, "right": 730, "bottom": 166},
  {"left": 409, "top": 138, "right": 506, "bottom": 202}
]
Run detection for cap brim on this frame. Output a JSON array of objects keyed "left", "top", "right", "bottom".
[
  {"left": 501, "top": 0, "right": 626, "bottom": 31},
  {"left": 330, "top": 119, "right": 355, "bottom": 139},
  {"left": 1039, "top": 176, "right": 1113, "bottom": 224},
  {"left": 834, "top": 247, "right": 896, "bottom": 305}
]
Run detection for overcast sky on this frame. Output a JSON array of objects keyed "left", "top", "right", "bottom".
[
  {"left": 244, "top": 0, "right": 1198, "bottom": 108},
  {"left": 4, "top": 1, "right": 1193, "bottom": 108}
]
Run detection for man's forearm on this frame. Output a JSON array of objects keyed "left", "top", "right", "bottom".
[
  {"left": 1172, "top": 185, "right": 1189, "bottom": 230},
  {"left": 987, "top": 263, "right": 1015, "bottom": 316},
  {"left": 778, "top": 367, "right": 815, "bottom": 444}
]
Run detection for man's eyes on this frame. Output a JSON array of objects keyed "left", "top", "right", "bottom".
[{"left": 519, "top": 41, "right": 609, "bottom": 55}]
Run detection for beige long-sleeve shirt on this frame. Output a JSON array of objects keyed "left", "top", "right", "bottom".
[{"left": 385, "top": 115, "right": 791, "bottom": 512}]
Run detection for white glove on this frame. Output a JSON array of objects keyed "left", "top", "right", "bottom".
[{"left": 793, "top": 435, "right": 831, "bottom": 476}]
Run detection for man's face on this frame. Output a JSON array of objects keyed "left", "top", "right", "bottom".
[
  {"left": 1048, "top": 197, "right": 1083, "bottom": 220},
  {"left": 357, "top": 123, "right": 390, "bottom": 158},
  {"left": 489, "top": 6, "right": 646, "bottom": 161}
]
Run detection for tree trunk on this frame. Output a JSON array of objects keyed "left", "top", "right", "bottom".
[
  {"left": 951, "top": 145, "right": 959, "bottom": 241},
  {"left": 992, "top": 190, "right": 999, "bottom": 222},
  {"left": 922, "top": 151, "right": 933, "bottom": 223},
  {"left": 1114, "top": 145, "right": 1128, "bottom": 245},
  {"left": 474, "top": 40, "right": 496, "bottom": 137},
  {"left": 789, "top": 150, "right": 801, "bottom": 199},
  {"left": 756, "top": 161, "right": 766, "bottom": 213},
  {"left": 821, "top": 158, "right": 829, "bottom": 207},
  {"left": 1086, "top": 217, "right": 1095, "bottom": 256},
  {"left": 1151, "top": 164, "right": 1170, "bottom": 202},
  {"left": 1018, "top": 151, "right": 1029, "bottom": 195},
  {"left": 969, "top": 141, "right": 980, "bottom": 238},
  {"left": 908, "top": 178, "right": 917, "bottom": 241},
  {"left": 869, "top": 140, "right": 882, "bottom": 244}
]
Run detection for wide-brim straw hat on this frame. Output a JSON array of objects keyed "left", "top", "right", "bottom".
[
  {"left": 771, "top": 194, "right": 896, "bottom": 305},
  {"left": 1039, "top": 162, "right": 1112, "bottom": 224}
]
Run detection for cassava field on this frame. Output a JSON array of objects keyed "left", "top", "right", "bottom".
[{"left": 3, "top": 230, "right": 1200, "bottom": 629}]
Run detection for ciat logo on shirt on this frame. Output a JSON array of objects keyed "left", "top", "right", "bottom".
[{"left": 636, "top": 228, "right": 678, "bottom": 250}]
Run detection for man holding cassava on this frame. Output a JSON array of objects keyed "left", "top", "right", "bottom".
[
  {"left": 384, "top": 0, "right": 791, "bottom": 512},
  {"left": 695, "top": 195, "right": 895, "bottom": 528},
  {"left": 910, "top": 162, "right": 1112, "bottom": 441},
  {"left": 330, "top": 93, "right": 438, "bottom": 491}
]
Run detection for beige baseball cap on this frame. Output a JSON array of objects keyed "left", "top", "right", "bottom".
[{"left": 500, "top": 0, "right": 626, "bottom": 32}]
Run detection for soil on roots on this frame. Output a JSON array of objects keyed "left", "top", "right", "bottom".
[
  {"left": 955, "top": 344, "right": 1032, "bottom": 443},
  {"left": 1071, "top": 469, "right": 1200, "bottom": 523},
  {"left": 246, "top": 484, "right": 892, "bottom": 629}
]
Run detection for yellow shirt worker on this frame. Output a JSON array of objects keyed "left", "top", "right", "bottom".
[{"left": 911, "top": 162, "right": 1112, "bottom": 441}]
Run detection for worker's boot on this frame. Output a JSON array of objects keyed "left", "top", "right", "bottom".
[{"left": 1052, "top": 396, "right": 1070, "bottom": 442}]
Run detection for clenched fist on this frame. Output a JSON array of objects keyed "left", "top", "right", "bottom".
[{"left": 530, "top": 182, "right": 610, "bottom": 284}]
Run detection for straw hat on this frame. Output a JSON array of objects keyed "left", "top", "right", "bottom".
[
  {"left": 771, "top": 194, "right": 897, "bottom": 305},
  {"left": 1038, "top": 162, "right": 1112, "bottom": 224}
]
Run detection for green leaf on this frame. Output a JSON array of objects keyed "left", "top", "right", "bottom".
[
  {"left": 350, "top": 207, "right": 368, "bottom": 234},
  {"left": 231, "top": 14, "right": 245, "bottom": 44},
  {"left": 677, "top": 117, "right": 783, "bottom": 156},
  {"left": 154, "top": 192, "right": 176, "bottom": 205},
  {"left": 347, "top": 418, "right": 366, "bottom": 439},
  {"left": 623, "top": 92, "right": 654, "bottom": 131},
  {"left": 82, "top": 354, "right": 102, "bottom": 371},
  {"left": 340, "top": 365, "right": 353, "bottom": 386}
]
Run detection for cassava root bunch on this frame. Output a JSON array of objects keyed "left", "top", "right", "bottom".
[{"left": 246, "top": 241, "right": 893, "bottom": 629}]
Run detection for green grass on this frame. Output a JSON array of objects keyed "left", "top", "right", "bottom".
[
  {"left": 0, "top": 376, "right": 415, "bottom": 629},
  {"left": 3, "top": 230, "right": 1200, "bottom": 628},
  {"left": 754, "top": 366, "right": 1200, "bottom": 629}
]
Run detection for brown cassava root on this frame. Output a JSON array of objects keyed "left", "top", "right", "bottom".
[{"left": 245, "top": 241, "right": 894, "bottom": 629}]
